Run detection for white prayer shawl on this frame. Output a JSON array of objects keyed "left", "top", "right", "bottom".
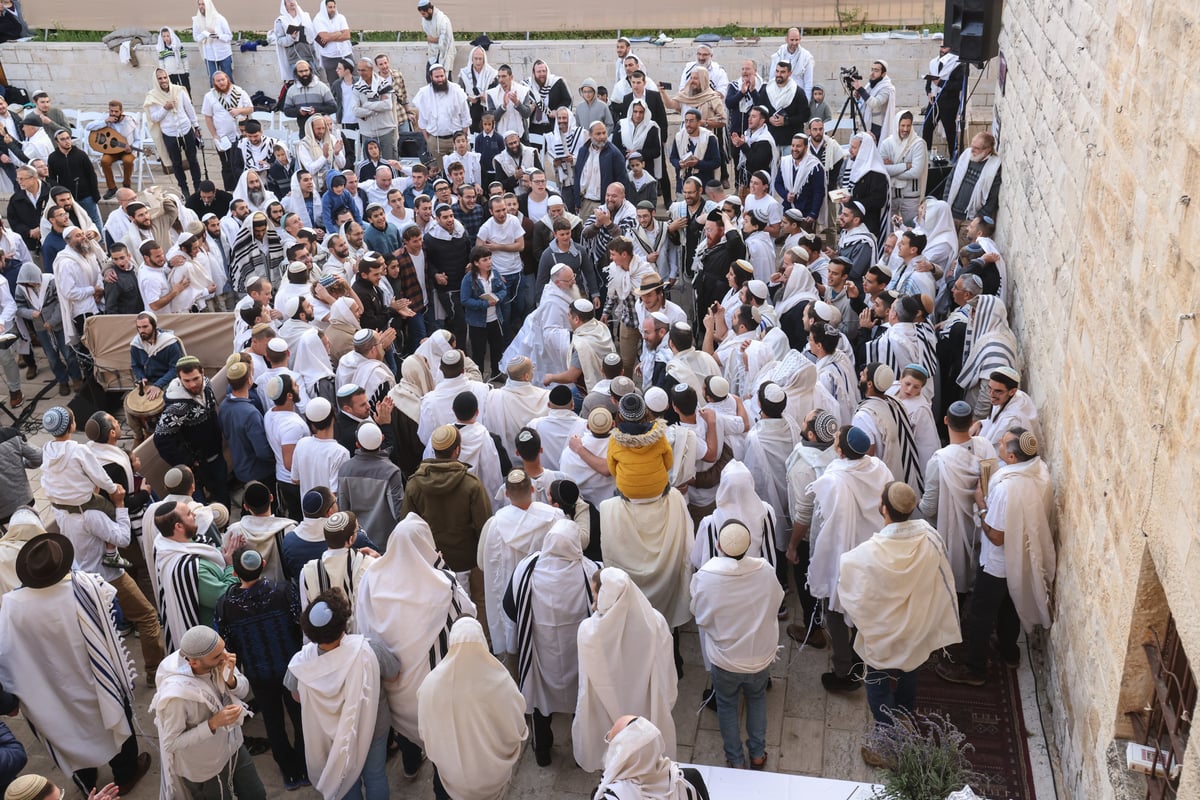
[
  {"left": 991, "top": 457, "right": 1056, "bottom": 630},
  {"left": 672, "top": 126, "right": 716, "bottom": 177},
  {"left": 889, "top": 390, "right": 940, "bottom": 481},
  {"left": 459, "top": 48, "right": 498, "bottom": 99},
  {"left": 764, "top": 79, "right": 798, "bottom": 119},
  {"left": 947, "top": 152, "right": 1002, "bottom": 221},
  {"left": 353, "top": 357, "right": 394, "bottom": 413},
  {"left": 868, "top": 322, "right": 937, "bottom": 402},
  {"left": 355, "top": 514, "right": 475, "bottom": 743},
  {"left": 479, "top": 501, "right": 562, "bottom": 653},
  {"left": 502, "top": 282, "right": 576, "bottom": 384},
  {"left": 978, "top": 390, "right": 1041, "bottom": 451},
  {"left": 742, "top": 418, "right": 798, "bottom": 543},
  {"left": 488, "top": 83, "right": 533, "bottom": 136},
  {"left": 924, "top": 437, "right": 996, "bottom": 590},
  {"left": 417, "top": 619, "right": 528, "bottom": 800},
  {"left": 53, "top": 241, "right": 106, "bottom": 341},
  {"left": 291, "top": 328, "right": 335, "bottom": 397},
  {"left": 87, "top": 441, "right": 135, "bottom": 493},
  {"left": 690, "top": 555, "right": 783, "bottom": 673},
  {"left": 740, "top": 123, "right": 779, "bottom": 182},
  {"left": 919, "top": 198, "right": 959, "bottom": 273},
  {"left": 511, "top": 520, "right": 599, "bottom": 714},
  {"left": 664, "top": 347, "right": 720, "bottom": 398},
  {"left": 663, "top": 424, "right": 698, "bottom": 490},
  {"left": 0, "top": 573, "right": 135, "bottom": 773},
  {"left": 837, "top": 518, "right": 962, "bottom": 670},
  {"left": 0, "top": 520, "right": 41, "bottom": 596},
  {"left": 957, "top": 295, "right": 1021, "bottom": 391},
  {"left": 849, "top": 130, "right": 890, "bottom": 185},
  {"left": 416, "top": 374, "right": 491, "bottom": 444},
  {"left": 142, "top": 496, "right": 217, "bottom": 598},
  {"left": 777, "top": 148, "right": 823, "bottom": 198},
  {"left": 929, "top": 52, "right": 961, "bottom": 97},
  {"left": 881, "top": 121, "right": 928, "bottom": 201},
  {"left": 274, "top": 1, "right": 316, "bottom": 81},
  {"left": 807, "top": 455, "right": 892, "bottom": 612},
  {"left": 854, "top": 395, "right": 925, "bottom": 494},
  {"left": 690, "top": 460, "right": 775, "bottom": 569},
  {"left": 816, "top": 350, "right": 858, "bottom": 424},
  {"left": 859, "top": 75, "right": 897, "bottom": 143},
  {"left": 619, "top": 110, "right": 661, "bottom": 179},
  {"left": 599, "top": 489, "right": 693, "bottom": 627},
  {"left": 715, "top": 329, "right": 756, "bottom": 396},
  {"left": 224, "top": 515, "right": 294, "bottom": 585},
  {"left": 596, "top": 717, "right": 698, "bottom": 800},
  {"left": 528, "top": 409, "right": 586, "bottom": 472},
  {"left": 289, "top": 636, "right": 380, "bottom": 800},
  {"left": 558, "top": 433, "right": 616, "bottom": 507},
  {"left": 742, "top": 328, "right": 789, "bottom": 398},
  {"left": 570, "top": 318, "right": 616, "bottom": 391},
  {"left": 300, "top": 548, "right": 373, "bottom": 620},
  {"left": 155, "top": 536, "right": 228, "bottom": 651},
  {"left": 775, "top": 256, "right": 820, "bottom": 315},
  {"left": 284, "top": 172, "right": 323, "bottom": 229},
  {"left": 231, "top": 170, "right": 280, "bottom": 213},
  {"left": 761, "top": 351, "right": 837, "bottom": 436},
  {"left": 484, "top": 380, "right": 549, "bottom": 461},
  {"left": 574, "top": 568, "right": 677, "bottom": 773},
  {"left": 976, "top": 235, "right": 1008, "bottom": 301}
]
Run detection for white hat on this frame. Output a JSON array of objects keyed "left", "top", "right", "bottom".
[
  {"left": 357, "top": 422, "right": 383, "bottom": 450},
  {"left": 305, "top": 397, "right": 333, "bottom": 423},
  {"left": 706, "top": 375, "right": 730, "bottom": 399},
  {"left": 572, "top": 299, "right": 594, "bottom": 313},
  {"left": 762, "top": 382, "right": 786, "bottom": 404},
  {"left": 441, "top": 349, "right": 463, "bottom": 365},
  {"left": 718, "top": 522, "right": 751, "bottom": 557},
  {"left": 644, "top": 386, "right": 669, "bottom": 413},
  {"left": 279, "top": 295, "right": 301, "bottom": 320},
  {"left": 746, "top": 279, "right": 769, "bottom": 300},
  {"left": 267, "top": 337, "right": 289, "bottom": 354},
  {"left": 550, "top": 263, "right": 568, "bottom": 277},
  {"left": 547, "top": 195, "right": 564, "bottom": 208},
  {"left": 287, "top": 261, "right": 308, "bottom": 275}
]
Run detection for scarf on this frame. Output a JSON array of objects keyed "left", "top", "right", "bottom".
[
  {"left": 528, "top": 60, "right": 561, "bottom": 125},
  {"left": 231, "top": 213, "right": 285, "bottom": 289},
  {"left": 193, "top": 0, "right": 221, "bottom": 32},
  {"left": 155, "top": 535, "right": 228, "bottom": 650},
  {"left": 156, "top": 28, "right": 186, "bottom": 68},
  {"left": 775, "top": 255, "right": 819, "bottom": 315},
  {"left": 849, "top": 131, "right": 889, "bottom": 184},
  {"left": 672, "top": 67, "right": 723, "bottom": 114},
  {"left": 289, "top": 636, "right": 380, "bottom": 800},
  {"left": 673, "top": 126, "right": 713, "bottom": 167},
  {"left": 143, "top": 70, "right": 190, "bottom": 170},
  {"left": 947, "top": 151, "right": 1002, "bottom": 219},
  {"left": 694, "top": 460, "right": 773, "bottom": 565},
  {"left": 618, "top": 103, "right": 655, "bottom": 153},
  {"left": 765, "top": 78, "right": 798, "bottom": 114}
]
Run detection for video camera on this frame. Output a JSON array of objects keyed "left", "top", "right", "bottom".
[{"left": 840, "top": 65, "right": 862, "bottom": 92}]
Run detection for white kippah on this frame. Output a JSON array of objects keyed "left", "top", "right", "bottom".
[
  {"left": 179, "top": 625, "right": 221, "bottom": 659},
  {"left": 353, "top": 329, "right": 374, "bottom": 346},
  {"left": 441, "top": 349, "right": 463, "bottom": 365},
  {"left": 267, "top": 337, "right": 289, "bottom": 354},
  {"left": 763, "top": 383, "right": 786, "bottom": 404},
  {"left": 572, "top": 299, "right": 594, "bottom": 313}
]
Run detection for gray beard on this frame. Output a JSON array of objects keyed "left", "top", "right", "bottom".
[{"left": 248, "top": 189, "right": 265, "bottom": 206}]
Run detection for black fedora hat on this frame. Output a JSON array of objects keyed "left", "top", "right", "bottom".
[{"left": 16, "top": 532, "right": 73, "bottom": 589}]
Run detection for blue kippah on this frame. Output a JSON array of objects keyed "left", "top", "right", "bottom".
[
  {"left": 308, "top": 601, "right": 333, "bottom": 627},
  {"left": 846, "top": 426, "right": 872, "bottom": 456},
  {"left": 42, "top": 407, "right": 71, "bottom": 436},
  {"left": 948, "top": 400, "right": 972, "bottom": 417},
  {"left": 301, "top": 490, "right": 326, "bottom": 516}
]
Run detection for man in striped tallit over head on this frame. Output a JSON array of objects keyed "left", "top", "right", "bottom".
[
  {"left": 153, "top": 500, "right": 237, "bottom": 651},
  {"left": 851, "top": 362, "right": 925, "bottom": 496}
]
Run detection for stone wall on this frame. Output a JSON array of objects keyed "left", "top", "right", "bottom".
[
  {"left": 1, "top": 36, "right": 993, "bottom": 147},
  {"left": 994, "top": 0, "right": 1200, "bottom": 795}
]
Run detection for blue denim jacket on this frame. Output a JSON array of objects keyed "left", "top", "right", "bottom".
[{"left": 460, "top": 270, "right": 507, "bottom": 328}]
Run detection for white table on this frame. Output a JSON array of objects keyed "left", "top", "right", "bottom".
[{"left": 680, "top": 764, "right": 879, "bottom": 800}]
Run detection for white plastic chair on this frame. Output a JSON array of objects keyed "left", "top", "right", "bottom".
[{"left": 128, "top": 112, "right": 158, "bottom": 191}]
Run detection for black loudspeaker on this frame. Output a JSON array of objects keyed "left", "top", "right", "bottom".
[{"left": 945, "top": 0, "right": 1003, "bottom": 63}]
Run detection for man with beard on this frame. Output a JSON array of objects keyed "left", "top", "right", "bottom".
[
  {"left": 282, "top": 61, "right": 336, "bottom": 131},
  {"left": 201, "top": 71, "right": 253, "bottom": 190},
  {"left": 47, "top": 129, "right": 103, "bottom": 232},
  {"left": 581, "top": 181, "right": 637, "bottom": 273},
  {"left": 129, "top": 311, "right": 185, "bottom": 443},
  {"left": 851, "top": 60, "right": 898, "bottom": 144},
  {"left": 834, "top": 201, "right": 878, "bottom": 282},
  {"left": 155, "top": 356, "right": 230, "bottom": 506},
  {"left": 8, "top": 165, "right": 50, "bottom": 252},
  {"left": 492, "top": 131, "right": 541, "bottom": 196},
  {"left": 413, "top": 64, "right": 471, "bottom": 165},
  {"left": 692, "top": 209, "right": 746, "bottom": 317},
  {"left": 773, "top": 28, "right": 815, "bottom": 97},
  {"left": 729, "top": 106, "right": 775, "bottom": 190},
  {"left": 880, "top": 110, "right": 929, "bottom": 224},
  {"left": 852, "top": 362, "right": 924, "bottom": 495},
  {"left": 153, "top": 501, "right": 238, "bottom": 650},
  {"left": 237, "top": 120, "right": 281, "bottom": 176},
  {"left": 574, "top": 123, "right": 630, "bottom": 221},
  {"left": 186, "top": 179, "right": 233, "bottom": 221},
  {"left": 221, "top": 198, "right": 251, "bottom": 253},
  {"left": 725, "top": 59, "right": 766, "bottom": 142},
  {"left": 679, "top": 43, "right": 729, "bottom": 96},
  {"left": 923, "top": 43, "right": 966, "bottom": 155},
  {"left": 945, "top": 132, "right": 1002, "bottom": 242},
  {"left": 417, "top": 0, "right": 455, "bottom": 76},
  {"left": 666, "top": 176, "right": 716, "bottom": 305},
  {"left": 54, "top": 226, "right": 106, "bottom": 342},
  {"left": 807, "top": 117, "right": 846, "bottom": 233},
  {"left": 230, "top": 211, "right": 286, "bottom": 293},
  {"left": 233, "top": 167, "right": 279, "bottom": 215},
  {"left": 424, "top": 201, "right": 471, "bottom": 343},
  {"left": 760, "top": 61, "right": 810, "bottom": 154},
  {"left": 486, "top": 65, "right": 534, "bottom": 141},
  {"left": 351, "top": 58, "right": 398, "bottom": 161},
  {"left": 526, "top": 60, "right": 570, "bottom": 141},
  {"left": 776, "top": 133, "right": 824, "bottom": 220},
  {"left": 144, "top": 68, "right": 203, "bottom": 197}
]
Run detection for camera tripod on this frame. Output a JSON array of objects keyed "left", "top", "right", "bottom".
[{"left": 831, "top": 81, "right": 867, "bottom": 139}]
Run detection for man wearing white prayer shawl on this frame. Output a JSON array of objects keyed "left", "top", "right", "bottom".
[
  {"left": 838, "top": 481, "right": 961, "bottom": 741},
  {"left": 0, "top": 532, "right": 150, "bottom": 794},
  {"left": 423, "top": 390, "right": 503, "bottom": 500},
  {"left": 600, "top": 487, "right": 694, "bottom": 631},
  {"left": 664, "top": 323, "right": 720, "bottom": 398},
  {"left": 286, "top": 591, "right": 395, "bottom": 800},
  {"left": 0, "top": 510, "right": 45, "bottom": 595},
  {"left": 416, "top": 349, "right": 491, "bottom": 444},
  {"left": 741, "top": 384, "right": 797, "bottom": 598},
  {"left": 574, "top": 568, "right": 677, "bottom": 773},
  {"left": 852, "top": 60, "right": 897, "bottom": 144},
  {"left": 504, "top": 519, "right": 600, "bottom": 766},
  {"left": 918, "top": 401, "right": 997, "bottom": 597},
  {"left": 690, "top": 460, "right": 775, "bottom": 571},
  {"left": 151, "top": 625, "right": 264, "bottom": 799},
  {"left": 479, "top": 470, "right": 563, "bottom": 655},
  {"left": 866, "top": 294, "right": 938, "bottom": 403},
  {"left": 852, "top": 362, "right": 925, "bottom": 496},
  {"left": 504, "top": 267, "right": 578, "bottom": 386},
  {"left": 807, "top": 425, "right": 893, "bottom": 691},
  {"left": 594, "top": 716, "right": 709, "bottom": 800},
  {"left": 418, "top": 618, "right": 528, "bottom": 800},
  {"left": 484, "top": 356, "right": 549, "bottom": 462},
  {"left": 690, "top": 521, "right": 783, "bottom": 769},
  {"left": 972, "top": 366, "right": 1041, "bottom": 451},
  {"left": 937, "top": 428, "right": 1055, "bottom": 687},
  {"left": 355, "top": 514, "right": 475, "bottom": 775},
  {"left": 545, "top": 299, "right": 615, "bottom": 394},
  {"left": 809, "top": 322, "right": 858, "bottom": 424},
  {"left": 757, "top": 350, "right": 837, "bottom": 436},
  {"left": 956, "top": 295, "right": 1021, "bottom": 418},
  {"left": 528, "top": 386, "right": 586, "bottom": 471}
]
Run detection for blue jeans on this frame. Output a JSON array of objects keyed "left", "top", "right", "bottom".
[
  {"left": 78, "top": 196, "right": 104, "bottom": 233},
  {"left": 404, "top": 310, "right": 427, "bottom": 354},
  {"left": 341, "top": 732, "right": 389, "bottom": 800},
  {"left": 710, "top": 664, "right": 769, "bottom": 766},
  {"left": 497, "top": 271, "right": 522, "bottom": 331},
  {"left": 205, "top": 56, "right": 234, "bottom": 82},
  {"left": 33, "top": 324, "right": 81, "bottom": 384},
  {"left": 864, "top": 666, "right": 919, "bottom": 725}
]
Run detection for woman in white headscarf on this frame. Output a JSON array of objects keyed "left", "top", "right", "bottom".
[
  {"left": 573, "top": 567, "right": 677, "bottom": 773},
  {"left": 506, "top": 518, "right": 600, "bottom": 766},
  {"left": 156, "top": 27, "right": 190, "bottom": 91},
  {"left": 274, "top": 0, "right": 316, "bottom": 82},
  {"left": 355, "top": 514, "right": 475, "bottom": 769},
  {"left": 417, "top": 617, "right": 528, "bottom": 800},
  {"left": 594, "top": 716, "right": 708, "bottom": 800},
  {"left": 458, "top": 46, "right": 498, "bottom": 132},
  {"left": 842, "top": 131, "right": 891, "bottom": 251}
]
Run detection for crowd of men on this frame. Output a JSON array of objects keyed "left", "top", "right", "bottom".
[{"left": 0, "top": 6, "right": 1056, "bottom": 800}]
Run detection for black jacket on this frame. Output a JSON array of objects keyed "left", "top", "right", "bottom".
[
  {"left": 47, "top": 146, "right": 100, "bottom": 203},
  {"left": 6, "top": 181, "right": 48, "bottom": 249},
  {"left": 352, "top": 276, "right": 391, "bottom": 332},
  {"left": 186, "top": 189, "right": 233, "bottom": 220},
  {"left": 423, "top": 229, "right": 472, "bottom": 289}
]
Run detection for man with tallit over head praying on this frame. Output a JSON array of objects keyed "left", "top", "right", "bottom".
[
  {"left": 594, "top": 716, "right": 710, "bottom": 800},
  {"left": 355, "top": 513, "right": 475, "bottom": 780},
  {"left": 573, "top": 567, "right": 677, "bottom": 773},
  {"left": 503, "top": 518, "right": 599, "bottom": 768},
  {"left": 418, "top": 617, "right": 528, "bottom": 800}
]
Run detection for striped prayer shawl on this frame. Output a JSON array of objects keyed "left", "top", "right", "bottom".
[
  {"left": 860, "top": 395, "right": 925, "bottom": 494},
  {"left": 513, "top": 555, "right": 594, "bottom": 691},
  {"left": 427, "top": 572, "right": 467, "bottom": 673},
  {"left": 957, "top": 295, "right": 1020, "bottom": 389},
  {"left": 73, "top": 571, "right": 136, "bottom": 740},
  {"left": 230, "top": 227, "right": 285, "bottom": 294},
  {"left": 159, "top": 554, "right": 201, "bottom": 652}
]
